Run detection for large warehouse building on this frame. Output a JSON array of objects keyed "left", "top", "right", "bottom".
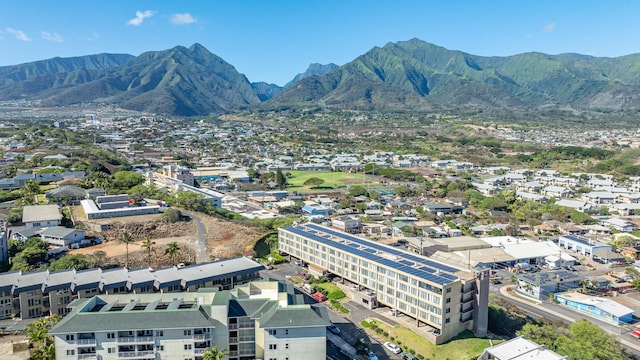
[{"left": 278, "top": 223, "right": 489, "bottom": 344}]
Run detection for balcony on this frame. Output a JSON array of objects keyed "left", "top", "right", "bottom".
[
  {"left": 237, "top": 322, "right": 254, "bottom": 329},
  {"left": 228, "top": 324, "right": 238, "bottom": 330},
  {"left": 193, "top": 333, "right": 211, "bottom": 340},
  {"left": 76, "top": 339, "right": 96, "bottom": 345},
  {"left": 238, "top": 335, "right": 255, "bottom": 342},
  {"left": 117, "top": 336, "right": 154, "bottom": 343},
  {"left": 77, "top": 354, "right": 97, "bottom": 360},
  {"left": 228, "top": 337, "right": 238, "bottom": 343},
  {"left": 194, "top": 348, "right": 206, "bottom": 355},
  {"left": 228, "top": 349, "right": 256, "bottom": 356},
  {"left": 117, "top": 350, "right": 155, "bottom": 358}
]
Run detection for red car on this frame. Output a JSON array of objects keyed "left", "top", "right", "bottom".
[{"left": 313, "top": 292, "right": 327, "bottom": 302}]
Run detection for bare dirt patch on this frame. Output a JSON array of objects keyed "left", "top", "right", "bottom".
[{"left": 69, "top": 211, "right": 265, "bottom": 268}]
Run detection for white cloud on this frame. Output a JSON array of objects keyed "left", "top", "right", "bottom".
[
  {"left": 86, "top": 31, "right": 99, "bottom": 41},
  {"left": 127, "top": 10, "right": 155, "bottom": 26},
  {"left": 170, "top": 13, "right": 197, "bottom": 25},
  {"left": 41, "top": 31, "right": 64, "bottom": 43},
  {"left": 6, "top": 27, "right": 30, "bottom": 41},
  {"left": 542, "top": 22, "right": 556, "bottom": 33}
]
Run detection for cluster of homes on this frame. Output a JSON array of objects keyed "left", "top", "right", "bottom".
[{"left": 476, "top": 167, "right": 640, "bottom": 217}]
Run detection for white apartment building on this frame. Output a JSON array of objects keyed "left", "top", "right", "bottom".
[
  {"left": 278, "top": 223, "right": 489, "bottom": 344},
  {"left": 50, "top": 280, "right": 330, "bottom": 360}
]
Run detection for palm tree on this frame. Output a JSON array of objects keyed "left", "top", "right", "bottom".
[
  {"left": 202, "top": 346, "right": 227, "bottom": 360},
  {"left": 140, "top": 238, "right": 156, "bottom": 268},
  {"left": 119, "top": 231, "right": 134, "bottom": 268},
  {"left": 165, "top": 241, "right": 181, "bottom": 266}
]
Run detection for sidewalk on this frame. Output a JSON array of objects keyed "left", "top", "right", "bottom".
[{"left": 499, "top": 285, "right": 640, "bottom": 353}]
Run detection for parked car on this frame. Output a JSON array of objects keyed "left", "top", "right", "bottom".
[
  {"left": 368, "top": 351, "right": 379, "bottom": 360},
  {"left": 327, "top": 324, "right": 340, "bottom": 335},
  {"left": 388, "top": 308, "right": 397, "bottom": 316},
  {"left": 402, "top": 353, "right": 418, "bottom": 360},
  {"left": 384, "top": 341, "right": 402, "bottom": 354}
]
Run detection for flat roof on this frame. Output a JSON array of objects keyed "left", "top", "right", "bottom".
[
  {"left": 22, "top": 204, "right": 62, "bottom": 223},
  {"left": 556, "top": 292, "right": 633, "bottom": 317},
  {"left": 284, "top": 223, "right": 466, "bottom": 285},
  {"left": 484, "top": 336, "right": 567, "bottom": 360}
]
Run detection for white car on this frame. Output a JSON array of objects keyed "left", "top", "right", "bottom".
[
  {"left": 388, "top": 308, "right": 397, "bottom": 316},
  {"left": 384, "top": 341, "right": 402, "bottom": 354}
]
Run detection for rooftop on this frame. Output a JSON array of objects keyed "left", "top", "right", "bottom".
[
  {"left": 22, "top": 204, "right": 62, "bottom": 223},
  {"left": 284, "top": 223, "right": 468, "bottom": 285}
]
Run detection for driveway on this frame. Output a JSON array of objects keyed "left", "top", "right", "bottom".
[{"left": 183, "top": 211, "right": 207, "bottom": 263}]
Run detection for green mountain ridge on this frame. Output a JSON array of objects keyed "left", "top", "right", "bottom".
[{"left": 2, "top": 39, "right": 640, "bottom": 116}]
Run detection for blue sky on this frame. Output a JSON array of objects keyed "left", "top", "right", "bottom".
[{"left": 1, "top": 1, "right": 639, "bottom": 86}]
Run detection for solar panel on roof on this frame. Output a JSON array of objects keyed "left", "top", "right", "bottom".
[{"left": 286, "top": 225, "right": 459, "bottom": 285}]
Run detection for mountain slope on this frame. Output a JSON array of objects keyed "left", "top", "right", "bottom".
[
  {"left": 268, "top": 38, "right": 640, "bottom": 112},
  {"left": 284, "top": 63, "right": 339, "bottom": 88},
  {"left": 0, "top": 54, "right": 133, "bottom": 86},
  {"left": 0, "top": 44, "right": 260, "bottom": 115}
]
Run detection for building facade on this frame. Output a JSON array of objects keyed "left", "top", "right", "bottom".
[
  {"left": 50, "top": 280, "right": 330, "bottom": 360},
  {"left": 0, "top": 257, "right": 262, "bottom": 320},
  {"left": 278, "top": 223, "right": 489, "bottom": 344}
]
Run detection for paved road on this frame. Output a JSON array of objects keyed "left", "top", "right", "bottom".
[
  {"left": 184, "top": 211, "right": 207, "bottom": 263},
  {"left": 497, "top": 285, "right": 640, "bottom": 358}
]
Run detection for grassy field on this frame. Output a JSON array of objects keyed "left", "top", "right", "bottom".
[
  {"left": 286, "top": 171, "right": 379, "bottom": 190},
  {"left": 365, "top": 319, "right": 494, "bottom": 360}
]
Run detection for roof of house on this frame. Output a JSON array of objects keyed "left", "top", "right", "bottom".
[
  {"left": 260, "top": 304, "right": 330, "bottom": 328},
  {"left": 22, "top": 204, "right": 62, "bottom": 223},
  {"left": 481, "top": 335, "right": 568, "bottom": 360},
  {"left": 556, "top": 292, "right": 633, "bottom": 318},
  {"left": 41, "top": 226, "right": 81, "bottom": 238}
]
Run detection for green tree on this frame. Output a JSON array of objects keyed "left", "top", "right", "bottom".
[
  {"left": 140, "top": 238, "right": 156, "bottom": 268},
  {"left": 162, "top": 208, "right": 181, "bottom": 223},
  {"left": 26, "top": 315, "right": 61, "bottom": 360},
  {"left": 349, "top": 186, "right": 369, "bottom": 197},
  {"left": 165, "top": 241, "right": 181, "bottom": 266},
  {"left": 275, "top": 168, "right": 287, "bottom": 190},
  {"left": 303, "top": 177, "right": 325, "bottom": 188},
  {"left": 119, "top": 231, "right": 134, "bottom": 268},
  {"left": 48, "top": 254, "right": 95, "bottom": 271},
  {"left": 22, "top": 180, "right": 41, "bottom": 202},
  {"left": 202, "top": 346, "right": 227, "bottom": 360},
  {"left": 112, "top": 171, "right": 145, "bottom": 191}
]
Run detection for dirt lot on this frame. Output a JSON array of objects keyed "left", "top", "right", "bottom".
[{"left": 69, "top": 207, "right": 264, "bottom": 269}]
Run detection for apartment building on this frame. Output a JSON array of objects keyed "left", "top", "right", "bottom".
[
  {"left": 278, "top": 223, "right": 489, "bottom": 344},
  {"left": 50, "top": 280, "right": 330, "bottom": 360},
  {"left": 0, "top": 257, "right": 262, "bottom": 320}
]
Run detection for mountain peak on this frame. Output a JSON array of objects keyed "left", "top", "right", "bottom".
[{"left": 284, "top": 63, "right": 339, "bottom": 88}]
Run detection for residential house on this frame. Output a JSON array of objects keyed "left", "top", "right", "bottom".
[{"left": 22, "top": 204, "right": 62, "bottom": 229}]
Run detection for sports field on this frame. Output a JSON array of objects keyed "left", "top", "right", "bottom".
[{"left": 286, "top": 170, "right": 380, "bottom": 190}]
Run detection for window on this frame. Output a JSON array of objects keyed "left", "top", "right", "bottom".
[
  {"left": 66, "top": 350, "right": 75, "bottom": 356},
  {"left": 184, "top": 344, "right": 192, "bottom": 350},
  {"left": 184, "top": 329, "right": 192, "bottom": 336},
  {"left": 156, "top": 330, "right": 163, "bottom": 337},
  {"left": 268, "top": 329, "right": 276, "bottom": 335},
  {"left": 446, "top": 298, "right": 451, "bottom": 303},
  {"left": 285, "top": 343, "right": 289, "bottom": 349},
  {"left": 108, "top": 348, "right": 116, "bottom": 354},
  {"left": 107, "top": 333, "right": 115, "bottom": 339},
  {"left": 269, "top": 344, "right": 277, "bottom": 350},
  {"left": 445, "top": 308, "right": 451, "bottom": 314},
  {"left": 65, "top": 334, "right": 75, "bottom": 341},
  {"left": 284, "top": 329, "right": 289, "bottom": 335},
  {"left": 445, "top": 318, "right": 450, "bottom": 323},
  {"left": 446, "top": 287, "right": 452, "bottom": 293}
]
